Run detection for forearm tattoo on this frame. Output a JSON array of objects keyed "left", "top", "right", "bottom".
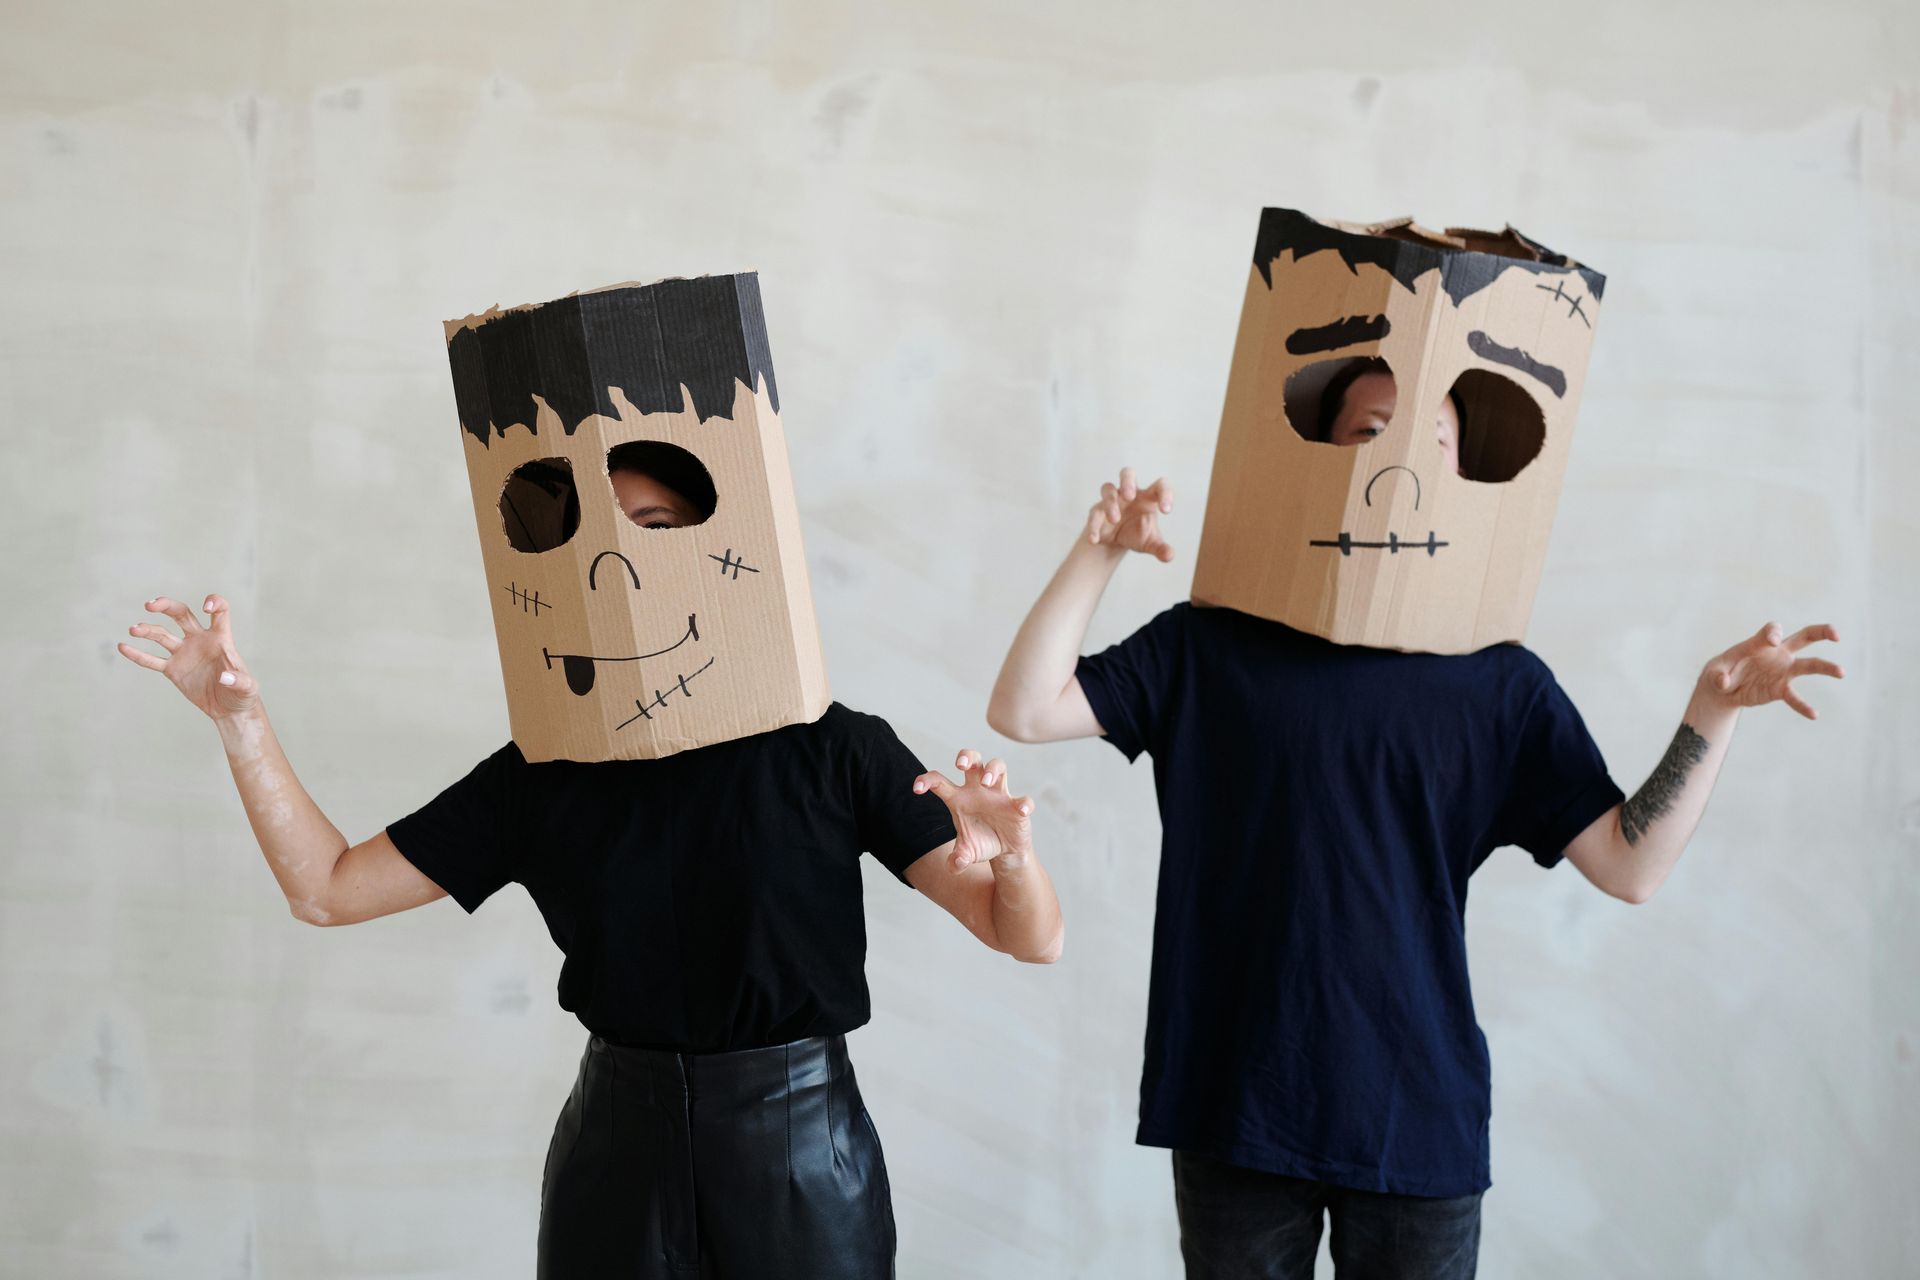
[{"left": 1620, "top": 723, "right": 1711, "bottom": 846}]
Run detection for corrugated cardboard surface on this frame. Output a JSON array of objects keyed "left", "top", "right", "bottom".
[
  {"left": 1191, "top": 209, "right": 1605, "bottom": 654},
  {"left": 449, "top": 278, "right": 828, "bottom": 762}
]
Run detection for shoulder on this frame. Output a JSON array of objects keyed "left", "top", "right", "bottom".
[
  {"left": 1095, "top": 600, "right": 1196, "bottom": 654},
  {"left": 808, "top": 701, "right": 904, "bottom": 750},
  {"left": 464, "top": 739, "right": 533, "bottom": 779},
  {"left": 1489, "top": 642, "right": 1558, "bottom": 688},
  {"left": 1468, "top": 642, "right": 1572, "bottom": 719}
]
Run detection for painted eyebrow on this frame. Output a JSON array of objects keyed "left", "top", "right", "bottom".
[
  {"left": 1285, "top": 314, "right": 1391, "bottom": 355},
  {"left": 1466, "top": 331, "right": 1567, "bottom": 398}
]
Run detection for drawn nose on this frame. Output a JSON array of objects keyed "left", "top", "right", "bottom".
[
  {"left": 588, "top": 549, "right": 641, "bottom": 592},
  {"left": 1363, "top": 465, "right": 1422, "bottom": 512}
]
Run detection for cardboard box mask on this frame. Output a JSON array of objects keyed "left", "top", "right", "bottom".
[
  {"left": 444, "top": 273, "right": 828, "bottom": 762},
  {"left": 1191, "top": 209, "right": 1606, "bottom": 653}
]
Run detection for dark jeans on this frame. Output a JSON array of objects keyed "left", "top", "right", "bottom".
[{"left": 1173, "top": 1151, "right": 1482, "bottom": 1280}]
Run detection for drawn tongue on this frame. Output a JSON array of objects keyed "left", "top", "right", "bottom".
[{"left": 562, "top": 656, "right": 596, "bottom": 697}]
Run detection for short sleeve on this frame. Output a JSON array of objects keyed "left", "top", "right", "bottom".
[
  {"left": 385, "top": 742, "right": 530, "bottom": 912},
  {"left": 838, "top": 707, "right": 959, "bottom": 885},
  {"left": 1074, "top": 604, "right": 1187, "bottom": 762},
  {"left": 1497, "top": 670, "right": 1625, "bottom": 868}
]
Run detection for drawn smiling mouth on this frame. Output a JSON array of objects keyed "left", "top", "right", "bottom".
[
  {"left": 1308, "top": 532, "right": 1450, "bottom": 557},
  {"left": 542, "top": 614, "right": 700, "bottom": 696}
]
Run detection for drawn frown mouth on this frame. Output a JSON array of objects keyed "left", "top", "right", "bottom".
[
  {"left": 542, "top": 614, "right": 700, "bottom": 696},
  {"left": 1308, "top": 532, "right": 1450, "bottom": 557}
]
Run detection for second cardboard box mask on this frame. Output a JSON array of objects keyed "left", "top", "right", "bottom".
[
  {"left": 445, "top": 273, "right": 829, "bottom": 763},
  {"left": 1191, "top": 208, "right": 1607, "bottom": 654}
]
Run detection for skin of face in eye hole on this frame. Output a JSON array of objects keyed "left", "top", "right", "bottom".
[
  {"left": 609, "top": 466, "right": 703, "bottom": 530},
  {"left": 1326, "top": 369, "right": 1463, "bottom": 478}
]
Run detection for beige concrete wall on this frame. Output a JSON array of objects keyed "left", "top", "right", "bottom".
[{"left": 3, "top": 2, "right": 1914, "bottom": 1275}]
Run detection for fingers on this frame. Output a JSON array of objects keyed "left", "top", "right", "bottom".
[
  {"left": 1790, "top": 656, "right": 1844, "bottom": 681},
  {"left": 127, "top": 622, "right": 181, "bottom": 653},
  {"left": 981, "top": 757, "right": 1009, "bottom": 791},
  {"left": 146, "top": 596, "right": 203, "bottom": 634},
  {"left": 953, "top": 748, "right": 989, "bottom": 788},
  {"left": 219, "top": 665, "right": 257, "bottom": 696},
  {"left": 204, "top": 594, "right": 234, "bottom": 638},
  {"left": 1785, "top": 623, "right": 1839, "bottom": 652},
  {"left": 1101, "top": 482, "right": 1122, "bottom": 526},
  {"left": 1141, "top": 476, "right": 1174, "bottom": 513},
  {"left": 911, "top": 771, "right": 957, "bottom": 799},
  {"left": 1085, "top": 502, "right": 1107, "bottom": 545},
  {"left": 1783, "top": 686, "right": 1819, "bottom": 721},
  {"left": 1119, "top": 467, "right": 1138, "bottom": 502},
  {"left": 116, "top": 641, "right": 167, "bottom": 672}
]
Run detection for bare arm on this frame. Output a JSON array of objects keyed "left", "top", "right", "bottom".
[
  {"left": 902, "top": 749, "right": 1062, "bottom": 964},
  {"left": 1564, "top": 622, "right": 1843, "bottom": 903},
  {"left": 987, "top": 468, "right": 1175, "bottom": 743},
  {"left": 119, "top": 594, "right": 447, "bottom": 926}
]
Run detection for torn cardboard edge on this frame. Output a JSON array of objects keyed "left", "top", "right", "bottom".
[
  {"left": 1194, "top": 206, "right": 1606, "bottom": 656},
  {"left": 447, "top": 272, "right": 827, "bottom": 763}
]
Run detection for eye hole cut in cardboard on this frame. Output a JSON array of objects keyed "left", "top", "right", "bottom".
[
  {"left": 1283, "top": 358, "right": 1546, "bottom": 485},
  {"left": 1191, "top": 207, "right": 1605, "bottom": 655},
  {"left": 445, "top": 272, "right": 829, "bottom": 763},
  {"left": 500, "top": 458, "right": 582, "bottom": 552},
  {"left": 606, "top": 440, "right": 719, "bottom": 530}
]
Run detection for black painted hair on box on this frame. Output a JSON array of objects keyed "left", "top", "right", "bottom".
[
  {"left": 446, "top": 273, "right": 779, "bottom": 448},
  {"left": 1252, "top": 208, "right": 1605, "bottom": 306}
]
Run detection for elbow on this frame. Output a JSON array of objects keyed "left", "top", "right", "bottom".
[
  {"left": 288, "top": 895, "right": 338, "bottom": 927},
  {"left": 1612, "top": 872, "right": 1663, "bottom": 906},
  {"left": 985, "top": 700, "right": 1032, "bottom": 744},
  {"left": 1014, "top": 925, "right": 1065, "bottom": 965}
]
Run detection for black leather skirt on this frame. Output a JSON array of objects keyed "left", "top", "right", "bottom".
[{"left": 537, "top": 1033, "right": 895, "bottom": 1279}]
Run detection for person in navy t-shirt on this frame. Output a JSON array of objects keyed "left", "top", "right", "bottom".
[{"left": 987, "top": 375, "right": 1842, "bottom": 1279}]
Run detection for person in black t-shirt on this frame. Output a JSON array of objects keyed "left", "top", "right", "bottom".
[
  {"left": 117, "top": 449, "right": 1064, "bottom": 1279},
  {"left": 986, "top": 447, "right": 1839, "bottom": 1276}
]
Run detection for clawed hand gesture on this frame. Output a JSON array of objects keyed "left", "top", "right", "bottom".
[
  {"left": 1086, "top": 467, "right": 1175, "bottom": 562},
  {"left": 1703, "top": 622, "right": 1843, "bottom": 720},
  {"left": 913, "top": 749, "right": 1036, "bottom": 871},
  {"left": 117, "top": 595, "right": 258, "bottom": 720}
]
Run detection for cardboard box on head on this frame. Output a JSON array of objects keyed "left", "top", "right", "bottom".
[
  {"left": 444, "top": 273, "right": 828, "bottom": 763},
  {"left": 1191, "top": 209, "right": 1607, "bottom": 654}
]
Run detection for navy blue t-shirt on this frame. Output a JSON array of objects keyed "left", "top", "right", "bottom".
[{"left": 1075, "top": 603, "right": 1622, "bottom": 1197}]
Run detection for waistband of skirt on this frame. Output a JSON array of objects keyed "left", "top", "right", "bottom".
[{"left": 585, "top": 1032, "right": 851, "bottom": 1097}]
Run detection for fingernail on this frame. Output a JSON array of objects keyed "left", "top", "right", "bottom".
[
  {"left": 983, "top": 772, "right": 996, "bottom": 785},
  {"left": 219, "top": 672, "right": 236, "bottom": 686},
  {"left": 204, "top": 599, "right": 215, "bottom": 611},
  {"left": 913, "top": 782, "right": 925, "bottom": 793}
]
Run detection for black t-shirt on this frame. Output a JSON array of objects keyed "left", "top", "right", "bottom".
[
  {"left": 1075, "top": 603, "right": 1623, "bottom": 1197},
  {"left": 386, "top": 702, "right": 957, "bottom": 1052}
]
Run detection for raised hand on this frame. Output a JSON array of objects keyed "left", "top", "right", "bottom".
[
  {"left": 117, "top": 594, "right": 259, "bottom": 721},
  {"left": 912, "top": 748, "right": 1036, "bottom": 871},
  {"left": 1085, "top": 466, "right": 1175, "bottom": 562},
  {"left": 1701, "top": 622, "right": 1843, "bottom": 721}
]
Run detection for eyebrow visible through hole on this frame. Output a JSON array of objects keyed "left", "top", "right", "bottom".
[
  {"left": 1285, "top": 315, "right": 1391, "bottom": 355},
  {"left": 1466, "top": 331, "right": 1566, "bottom": 398}
]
